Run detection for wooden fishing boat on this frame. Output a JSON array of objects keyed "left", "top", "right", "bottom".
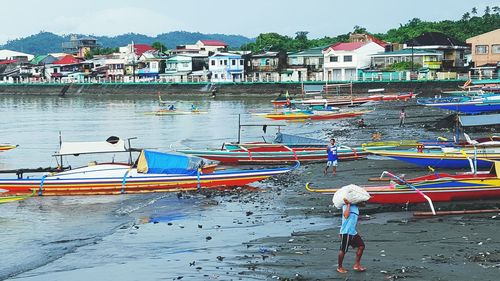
[
  {"left": 177, "top": 143, "right": 389, "bottom": 165},
  {"left": 146, "top": 109, "right": 208, "bottom": 116},
  {"left": 0, "top": 144, "right": 17, "bottom": 152},
  {"left": 0, "top": 189, "right": 33, "bottom": 204},
  {"left": 305, "top": 161, "right": 500, "bottom": 204},
  {"left": 0, "top": 138, "right": 295, "bottom": 196},
  {"left": 417, "top": 94, "right": 500, "bottom": 114},
  {"left": 272, "top": 92, "right": 414, "bottom": 107},
  {"left": 264, "top": 110, "right": 370, "bottom": 121}
]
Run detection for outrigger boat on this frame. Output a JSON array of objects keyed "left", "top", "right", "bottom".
[
  {"left": 272, "top": 92, "right": 415, "bottom": 107},
  {"left": 417, "top": 94, "right": 500, "bottom": 114},
  {"left": 306, "top": 161, "right": 500, "bottom": 204},
  {"left": 0, "top": 137, "right": 296, "bottom": 196},
  {"left": 264, "top": 110, "right": 370, "bottom": 121},
  {"left": 146, "top": 109, "right": 208, "bottom": 116},
  {"left": 0, "top": 188, "right": 33, "bottom": 204},
  {"left": 0, "top": 144, "right": 18, "bottom": 152},
  {"left": 365, "top": 135, "right": 500, "bottom": 169}
]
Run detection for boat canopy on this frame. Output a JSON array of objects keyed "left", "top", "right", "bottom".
[
  {"left": 459, "top": 114, "right": 500, "bottom": 127},
  {"left": 137, "top": 150, "right": 204, "bottom": 175},
  {"left": 57, "top": 139, "right": 127, "bottom": 156},
  {"left": 274, "top": 133, "right": 323, "bottom": 145}
]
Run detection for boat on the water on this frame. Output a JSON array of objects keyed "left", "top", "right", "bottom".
[
  {"left": 272, "top": 92, "right": 415, "bottom": 107},
  {"left": 417, "top": 94, "right": 500, "bottom": 114},
  {"left": 0, "top": 144, "right": 18, "bottom": 152},
  {"left": 0, "top": 188, "right": 33, "bottom": 204},
  {"left": 305, "top": 161, "right": 500, "bottom": 204},
  {"left": 146, "top": 109, "right": 208, "bottom": 116},
  {"left": 0, "top": 138, "right": 295, "bottom": 196},
  {"left": 264, "top": 110, "right": 370, "bottom": 121}
]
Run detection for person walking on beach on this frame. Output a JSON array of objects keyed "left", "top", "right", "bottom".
[
  {"left": 324, "top": 138, "right": 338, "bottom": 176},
  {"left": 399, "top": 108, "right": 406, "bottom": 127},
  {"left": 337, "top": 198, "right": 366, "bottom": 273}
]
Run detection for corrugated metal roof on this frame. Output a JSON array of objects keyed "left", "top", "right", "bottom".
[
  {"left": 459, "top": 114, "right": 500, "bottom": 126},
  {"left": 288, "top": 46, "right": 326, "bottom": 57},
  {"left": 371, "top": 49, "right": 442, "bottom": 57}
]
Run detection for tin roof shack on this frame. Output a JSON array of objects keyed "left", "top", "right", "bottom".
[
  {"left": 405, "top": 32, "right": 469, "bottom": 71},
  {"left": 466, "top": 29, "right": 500, "bottom": 79},
  {"left": 246, "top": 51, "right": 287, "bottom": 82},
  {"left": 286, "top": 46, "right": 325, "bottom": 81},
  {"left": 30, "top": 55, "right": 58, "bottom": 80}
]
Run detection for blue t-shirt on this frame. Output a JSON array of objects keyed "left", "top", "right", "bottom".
[
  {"left": 339, "top": 204, "right": 359, "bottom": 235},
  {"left": 327, "top": 144, "right": 338, "bottom": 161}
]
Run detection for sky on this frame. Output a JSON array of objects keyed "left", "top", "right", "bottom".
[{"left": 0, "top": 0, "right": 498, "bottom": 44}]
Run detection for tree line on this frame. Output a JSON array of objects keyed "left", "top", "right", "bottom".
[{"left": 240, "top": 6, "right": 500, "bottom": 53}]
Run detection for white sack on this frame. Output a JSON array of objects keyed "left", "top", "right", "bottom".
[{"left": 332, "top": 184, "right": 370, "bottom": 209}]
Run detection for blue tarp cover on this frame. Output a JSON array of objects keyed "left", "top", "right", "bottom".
[{"left": 140, "top": 150, "right": 200, "bottom": 175}]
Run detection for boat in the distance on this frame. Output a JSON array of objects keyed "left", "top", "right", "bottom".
[
  {"left": 0, "top": 137, "right": 296, "bottom": 196},
  {"left": 0, "top": 144, "right": 18, "bottom": 152},
  {"left": 264, "top": 110, "right": 370, "bottom": 121}
]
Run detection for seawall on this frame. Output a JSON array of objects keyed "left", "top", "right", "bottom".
[{"left": 0, "top": 80, "right": 465, "bottom": 97}]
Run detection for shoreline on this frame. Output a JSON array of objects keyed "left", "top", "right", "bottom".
[{"left": 0, "top": 80, "right": 464, "bottom": 96}]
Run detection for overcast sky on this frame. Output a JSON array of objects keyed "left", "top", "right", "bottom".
[{"left": 1, "top": 0, "right": 497, "bottom": 44}]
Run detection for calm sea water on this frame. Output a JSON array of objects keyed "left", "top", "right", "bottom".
[
  {"left": 0, "top": 94, "right": 343, "bottom": 281},
  {"left": 0, "top": 93, "right": 453, "bottom": 280}
]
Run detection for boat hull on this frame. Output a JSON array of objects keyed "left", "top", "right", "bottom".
[{"left": 0, "top": 164, "right": 293, "bottom": 196}]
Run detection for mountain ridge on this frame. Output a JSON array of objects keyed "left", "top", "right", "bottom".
[{"left": 0, "top": 31, "right": 255, "bottom": 55}]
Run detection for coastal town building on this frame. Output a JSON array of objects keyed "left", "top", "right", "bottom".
[
  {"left": 136, "top": 50, "right": 167, "bottom": 79},
  {"left": 0, "top": 49, "right": 34, "bottom": 62},
  {"left": 466, "top": 29, "right": 500, "bottom": 78},
  {"left": 246, "top": 51, "right": 287, "bottom": 82},
  {"left": 163, "top": 54, "right": 209, "bottom": 82},
  {"left": 285, "top": 46, "right": 325, "bottom": 81},
  {"left": 405, "top": 32, "right": 469, "bottom": 70},
  {"left": 175, "top": 40, "right": 228, "bottom": 56},
  {"left": 208, "top": 52, "right": 244, "bottom": 82},
  {"left": 323, "top": 42, "right": 385, "bottom": 81},
  {"left": 370, "top": 49, "right": 443, "bottom": 70},
  {"left": 62, "top": 36, "right": 100, "bottom": 58}
]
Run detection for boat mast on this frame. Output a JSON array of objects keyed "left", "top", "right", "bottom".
[{"left": 59, "top": 131, "right": 63, "bottom": 169}]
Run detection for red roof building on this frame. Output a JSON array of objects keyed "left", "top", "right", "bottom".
[
  {"left": 133, "top": 44, "right": 155, "bottom": 56},
  {"left": 199, "top": 40, "right": 228, "bottom": 47},
  {"left": 53, "top": 55, "right": 83, "bottom": 65},
  {"left": 325, "top": 42, "right": 367, "bottom": 52},
  {"left": 0, "top": 59, "right": 18, "bottom": 65}
]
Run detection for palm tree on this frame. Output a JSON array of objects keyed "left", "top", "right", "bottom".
[
  {"left": 484, "top": 6, "right": 491, "bottom": 16},
  {"left": 471, "top": 7, "right": 478, "bottom": 15},
  {"left": 492, "top": 6, "right": 500, "bottom": 14},
  {"left": 461, "top": 12, "right": 471, "bottom": 21}
]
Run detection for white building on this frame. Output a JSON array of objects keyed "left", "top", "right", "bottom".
[
  {"left": 323, "top": 42, "right": 385, "bottom": 81},
  {"left": 208, "top": 52, "right": 244, "bottom": 82},
  {"left": 178, "top": 40, "right": 228, "bottom": 56},
  {"left": 0, "top": 49, "right": 34, "bottom": 62}
]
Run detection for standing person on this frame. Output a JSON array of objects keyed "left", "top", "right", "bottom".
[
  {"left": 324, "top": 138, "right": 338, "bottom": 176},
  {"left": 399, "top": 108, "right": 406, "bottom": 127},
  {"left": 337, "top": 198, "right": 366, "bottom": 273}
]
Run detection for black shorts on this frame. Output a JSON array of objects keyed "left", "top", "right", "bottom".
[{"left": 339, "top": 234, "right": 364, "bottom": 253}]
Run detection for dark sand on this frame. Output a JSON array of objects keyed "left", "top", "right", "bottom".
[{"left": 225, "top": 100, "right": 500, "bottom": 280}]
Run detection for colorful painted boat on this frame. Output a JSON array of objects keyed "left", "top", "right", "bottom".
[
  {"left": 305, "top": 162, "right": 500, "bottom": 204},
  {"left": 417, "top": 94, "right": 500, "bottom": 114},
  {"left": 272, "top": 92, "right": 414, "bottom": 107},
  {"left": 365, "top": 148, "right": 500, "bottom": 169},
  {"left": 178, "top": 144, "right": 387, "bottom": 165},
  {"left": 0, "top": 144, "right": 17, "bottom": 152},
  {"left": 147, "top": 109, "right": 208, "bottom": 116},
  {"left": 264, "top": 110, "right": 370, "bottom": 121},
  {"left": 0, "top": 140, "right": 295, "bottom": 196},
  {"left": 0, "top": 189, "right": 33, "bottom": 204}
]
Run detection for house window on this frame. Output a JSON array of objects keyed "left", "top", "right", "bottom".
[
  {"left": 224, "top": 60, "right": 228, "bottom": 65},
  {"left": 330, "top": 56, "right": 338, "bottom": 62},
  {"left": 344, "top": 55, "right": 353, "bottom": 62},
  {"left": 219, "top": 60, "right": 223, "bottom": 65},
  {"left": 240, "top": 59, "right": 244, "bottom": 65},
  {"left": 211, "top": 60, "right": 215, "bottom": 66},
  {"left": 214, "top": 74, "right": 218, "bottom": 78},
  {"left": 493, "top": 45, "right": 500, "bottom": 54},
  {"left": 475, "top": 45, "right": 488, "bottom": 54},
  {"left": 231, "top": 59, "right": 236, "bottom": 66}
]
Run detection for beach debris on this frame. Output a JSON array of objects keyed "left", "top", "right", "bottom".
[
  {"left": 198, "top": 224, "right": 203, "bottom": 228},
  {"left": 246, "top": 211, "right": 253, "bottom": 216},
  {"left": 168, "top": 222, "right": 173, "bottom": 226},
  {"left": 206, "top": 236, "right": 212, "bottom": 241},
  {"left": 189, "top": 261, "right": 196, "bottom": 266},
  {"left": 216, "top": 256, "right": 224, "bottom": 261}
]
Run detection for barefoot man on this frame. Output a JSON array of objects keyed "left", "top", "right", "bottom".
[{"left": 337, "top": 198, "right": 366, "bottom": 273}]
